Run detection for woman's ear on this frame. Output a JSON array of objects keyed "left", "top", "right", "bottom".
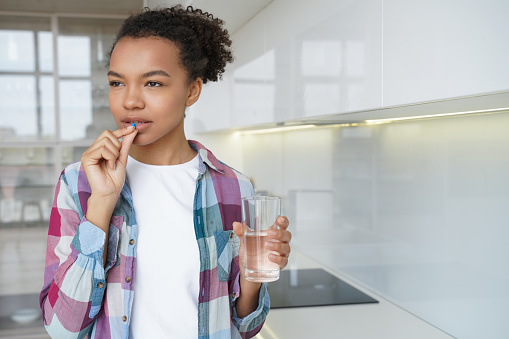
[{"left": 185, "top": 77, "right": 203, "bottom": 107}]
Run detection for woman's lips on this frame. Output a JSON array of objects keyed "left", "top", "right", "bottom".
[{"left": 123, "top": 119, "right": 151, "bottom": 131}]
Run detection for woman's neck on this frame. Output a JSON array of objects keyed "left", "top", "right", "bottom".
[{"left": 129, "top": 134, "right": 197, "bottom": 166}]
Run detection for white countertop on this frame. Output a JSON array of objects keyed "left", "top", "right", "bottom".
[{"left": 255, "top": 251, "right": 454, "bottom": 339}]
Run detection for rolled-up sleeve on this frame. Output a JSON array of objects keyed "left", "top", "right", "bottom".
[{"left": 232, "top": 282, "right": 270, "bottom": 338}]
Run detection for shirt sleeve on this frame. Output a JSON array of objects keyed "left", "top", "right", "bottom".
[
  {"left": 231, "top": 282, "right": 270, "bottom": 337},
  {"left": 39, "top": 171, "right": 108, "bottom": 338}
]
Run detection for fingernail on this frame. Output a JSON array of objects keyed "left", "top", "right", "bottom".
[
  {"left": 265, "top": 241, "right": 274, "bottom": 248},
  {"left": 127, "top": 125, "right": 134, "bottom": 130},
  {"left": 268, "top": 230, "right": 277, "bottom": 237}
]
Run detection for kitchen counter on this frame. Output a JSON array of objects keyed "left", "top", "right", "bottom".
[{"left": 255, "top": 251, "right": 454, "bottom": 339}]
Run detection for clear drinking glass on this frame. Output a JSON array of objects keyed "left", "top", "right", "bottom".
[{"left": 241, "top": 196, "right": 281, "bottom": 282}]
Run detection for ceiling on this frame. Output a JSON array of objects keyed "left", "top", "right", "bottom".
[
  {"left": 0, "top": 0, "right": 273, "bottom": 34},
  {"left": 0, "top": 0, "right": 143, "bottom": 16}
]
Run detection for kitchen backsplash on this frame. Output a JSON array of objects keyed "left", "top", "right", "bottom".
[{"left": 216, "top": 110, "right": 509, "bottom": 339}]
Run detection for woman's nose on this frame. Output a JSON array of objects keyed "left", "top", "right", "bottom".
[{"left": 123, "top": 86, "right": 144, "bottom": 110}]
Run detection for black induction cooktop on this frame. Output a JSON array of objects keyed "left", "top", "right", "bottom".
[{"left": 268, "top": 268, "right": 378, "bottom": 309}]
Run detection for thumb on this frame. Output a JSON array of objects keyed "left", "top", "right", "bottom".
[
  {"left": 118, "top": 128, "right": 138, "bottom": 166},
  {"left": 233, "top": 221, "right": 244, "bottom": 238}
]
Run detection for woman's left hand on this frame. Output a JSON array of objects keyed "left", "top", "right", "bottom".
[
  {"left": 265, "top": 216, "right": 292, "bottom": 269},
  {"left": 232, "top": 216, "right": 291, "bottom": 317},
  {"left": 233, "top": 216, "right": 292, "bottom": 272}
]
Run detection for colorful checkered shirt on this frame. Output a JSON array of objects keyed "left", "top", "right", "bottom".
[{"left": 39, "top": 140, "right": 270, "bottom": 338}]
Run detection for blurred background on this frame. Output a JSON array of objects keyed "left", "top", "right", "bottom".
[{"left": 1, "top": 0, "right": 509, "bottom": 338}]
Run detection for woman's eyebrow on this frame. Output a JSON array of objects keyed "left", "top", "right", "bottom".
[
  {"left": 107, "top": 70, "right": 123, "bottom": 78},
  {"left": 141, "top": 70, "right": 170, "bottom": 78},
  {"left": 107, "top": 70, "right": 170, "bottom": 78}
]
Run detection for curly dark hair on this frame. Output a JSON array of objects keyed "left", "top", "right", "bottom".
[{"left": 108, "top": 5, "right": 233, "bottom": 84}]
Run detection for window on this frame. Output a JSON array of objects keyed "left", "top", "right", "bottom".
[
  {"left": 0, "top": 15, "right": 126, "bottom": 334},
  {"left": 0, "top": 14, "right": 123, "bottom": 229}
]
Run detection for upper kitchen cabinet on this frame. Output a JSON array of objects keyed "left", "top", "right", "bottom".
[
  {"left": 383, "top": 0, "right": 509, "bottom": 107},
  {"left": 287, "top": 0, "right": 383, "bottom": 121},
  {"left": 231, "top": 48, "right": 277, "bottom": 127},
  {"left": 234, "top": 0, "right": 384, "bottom": 126},
  {"left": 190, "top": 0, "right": 384, "bottom": 132},
  {"left": 190, "top": 0, "right": 509, "bottom": 133}
]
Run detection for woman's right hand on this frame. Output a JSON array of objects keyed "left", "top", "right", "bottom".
[{"left": 81, "top": 126, "right": 137, "bottom": 214}]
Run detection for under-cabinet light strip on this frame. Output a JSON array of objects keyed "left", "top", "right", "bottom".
[
  {"left": 365, "top": 107, "right": 509, "bottom": 124},
  {"left": 236, "top": 106, "right": 509, "bottom": 135},
  {"left": 238, "top": 124, "right": 316, "bottom": 135}
]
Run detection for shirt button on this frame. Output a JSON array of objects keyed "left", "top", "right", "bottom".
[
  {"left": 232, "top": 292, "right": 236, "bottom": 298},
  {"left": 125, "top": 276, "right": 131, "bottom": 283},
  {"left": 129, "top": 239, "right": 135, "bottom": 245},
  {"left": 229, "top": 233, "right": 234, "bottom": 239},
  {"left": 97, "top": 282, "right": 104, "bottom": 288},
  {"left": 122, "top": 315, "right": 127, "bottom": 322}
]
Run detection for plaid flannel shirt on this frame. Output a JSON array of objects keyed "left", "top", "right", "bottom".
[{"left": 39, "top": 140, "right": 270, "bottom": 338}]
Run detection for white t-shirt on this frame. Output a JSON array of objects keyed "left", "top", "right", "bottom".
[{"left": 126, "top": 154, "right": 201, "bottom": 338}]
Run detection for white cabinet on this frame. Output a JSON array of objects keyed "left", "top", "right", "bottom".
[
  {"left": 287, "top": 0, "right": 383, "bottom": 119},
  {"left": 231, "top": 0, "right": 384, "bottom": 127},
  {"left": 191, "top": 0, "right": 509, "bottom": 133},
  {"left": 383, "top": 0, "right": 509, "bottom": 107},
  {"left": 231, "top": 49, "right": 277, "bottom": 127},
  {"left": 192, "top": 0, "right": 384, "bottom": 132}
]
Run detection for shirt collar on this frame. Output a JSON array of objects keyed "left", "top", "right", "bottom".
[{"left": 188, "top": 140, "right": 225, "bottom": 174}]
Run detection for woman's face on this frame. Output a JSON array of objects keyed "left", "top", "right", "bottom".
[{"left": 108, "top": 37, "right": 201, "bottom": 147}]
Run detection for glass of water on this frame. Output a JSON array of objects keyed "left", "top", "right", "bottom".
[{"left": 241, "top": 196, "right": 281, "bottom": 282}]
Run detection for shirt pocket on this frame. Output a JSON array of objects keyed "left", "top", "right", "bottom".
[{"left": 213, "top": 230, "right": 237, "bottom": 282}]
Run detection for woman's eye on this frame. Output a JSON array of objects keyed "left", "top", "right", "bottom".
[
  {"left": 109, "top": 81, "right": 122, "bottom": 87},
  {"left": 147, "top": 81, "right": 162, "bottom": 87}
]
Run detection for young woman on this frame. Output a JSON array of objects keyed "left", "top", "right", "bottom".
[{"left": 39, "top": 6, "right": 291, "bottom": 338}]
